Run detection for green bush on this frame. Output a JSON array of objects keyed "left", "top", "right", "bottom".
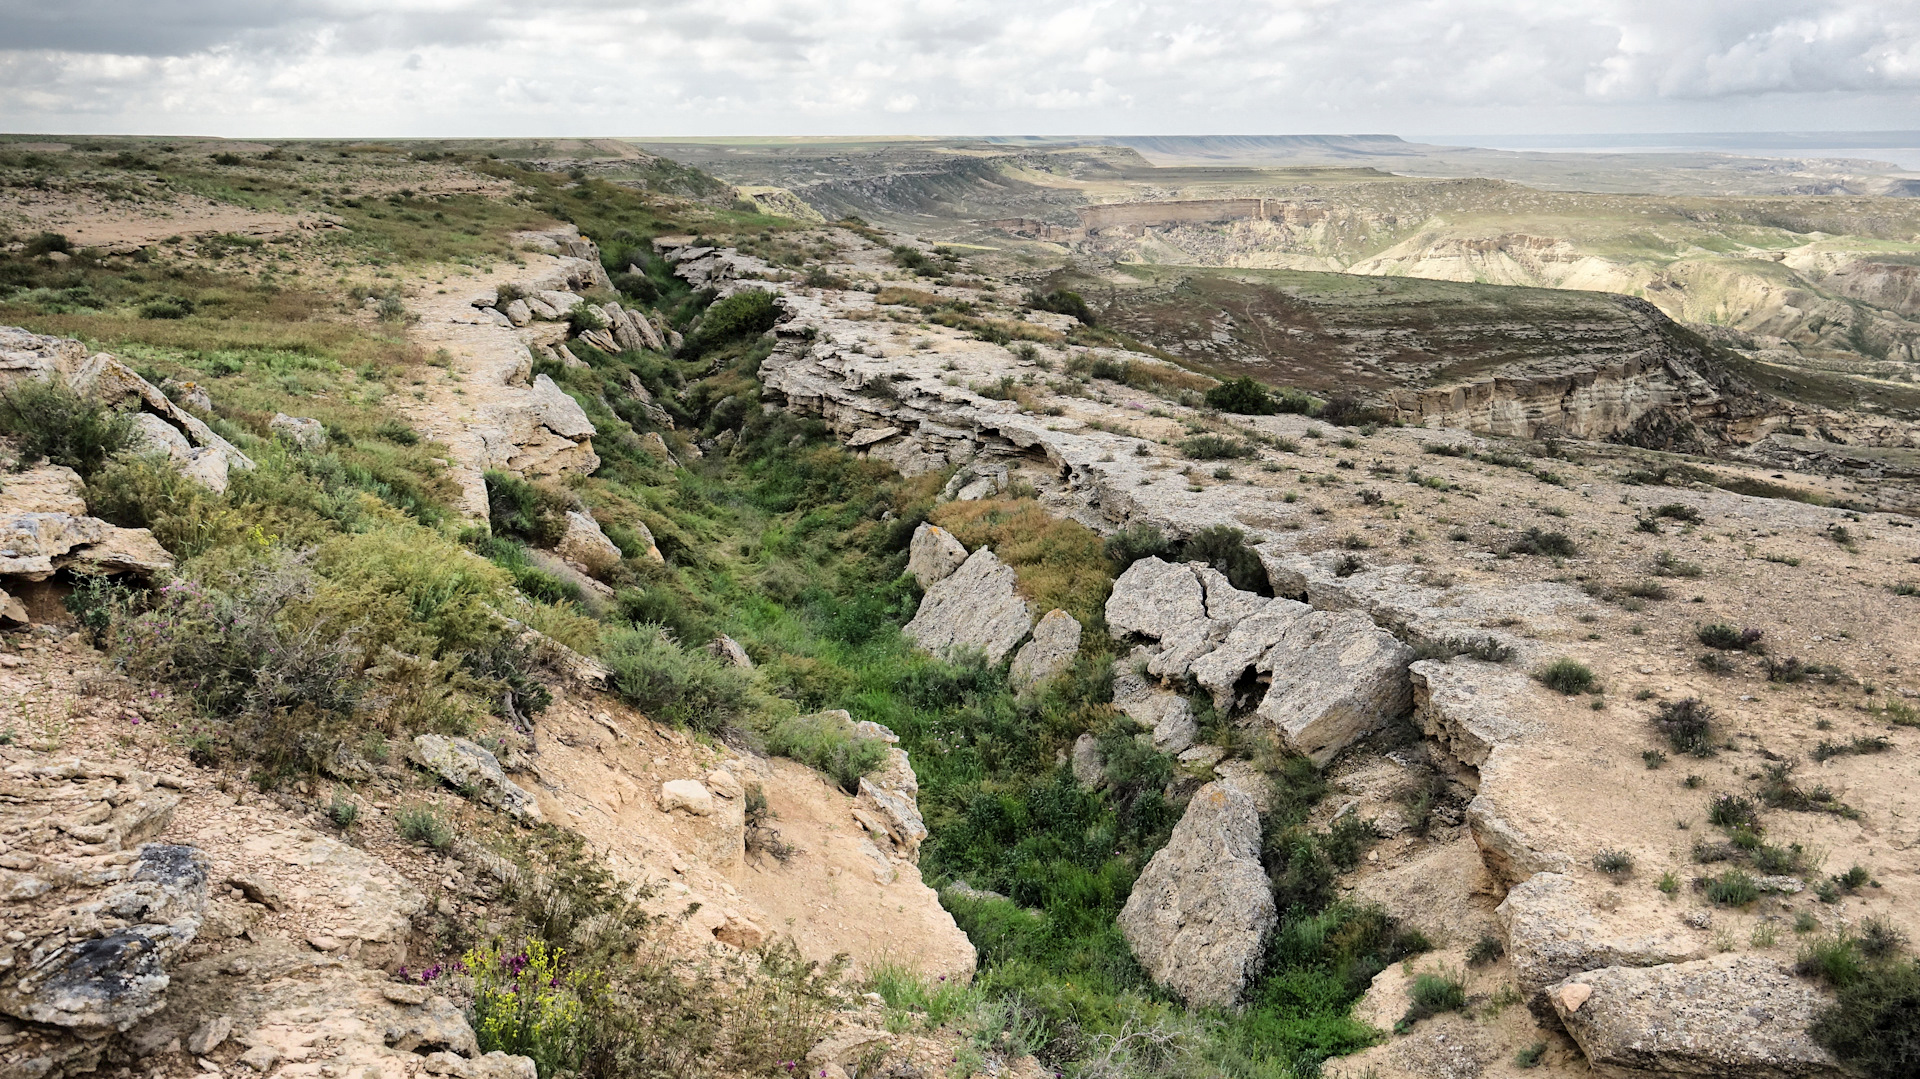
[
  {"left": 1180, "top": 524, "right": 1271, "bottom": 595},
  {"left": 1656, "top": 697, "right": 1716, "bottom": 756},
  {"left": 138, "top": 296, "right": 195, "bottom": 320},
  {"left": 765, "top": 710, "right": 889, "bottom": 793},
  {"left": 601, "top": 626, "right": 752, "bottom": 733},
  {"left": 0, "top": 377, "right": 136, "bottom": 478},
  {"left": 395, "top": 804, "right": 455, "bottom": 851},
  {"left": 1536, "top": 658, "right": 1596, "bottom": 695},
  {"left": 485, "top": 470, "right": 571, "bottom": 547},
  {"left": 1178, "top": 434, "right": 1256, "bottom": 460},
  {"left": 1506, "top": 528, "right": 1578, "bottom": 557},
  {"left": 1698, "top": 623, "right": 1763, "bottom": 650},
  {"left": 1031, "top": 288, "right": 1094, "bottom": 325},
  {"left": 681, "top": 289, "right": 780, "bottom": 357},
  {"left": 1706, "top": 869, "right": 1759, "bottom": 907},
  {"left": 1205, "top": 376, "right": 1278, "bottom": 415},
  {"left": 1811, "top": 958, "right": 1920, "bottom": 1078},
  {"left": 1104, "top": 522, "right": 1174, "bottom": 568}
]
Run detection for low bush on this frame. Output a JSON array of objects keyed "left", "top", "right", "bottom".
[
  {"left": 1536, "top": 658, "right": 1596, "bottom": 695},
  {"left": 1399, "top": 968, "right": 1466, "bottom": 1028},
  {"left": 1697, "top": 623, "right": 1763, "bottom": 651},
  {"left": 680, "top": 288, "right": 780, "bottom": 357},
  {"left": 486, "top": 470, "right": 571, "bottom": 547},
  {"left": 1104, "top": 522, "right": 1174, "bottom": 568},
  {"left": 1705, "top": 869, "right": 1760, "bottom": 907},
  {"left": 1655, "top": 697, "right": 1717, "bottom": 756},
  {"left": 1593, "top": 848, "right": 1635, "bottom": 877},
  {"left": 1505, "top": 528, "right": 1578, "bottom": 557},
  {"left": 601, "top": 626, "right": 753, "bottom": 733},
  {"left": 1031, "top": 288, "right": 1094, "bottom": 325},
  {"left": 1178, "top": 434, "right": 1256, "bottom": 460},
  {"left": 1205, "top": 376, "right": 1279, "bottom": 415},
  {"left": 1811, "top": 958, "right": 1920, "bottom": 1078},
  {"left": 764, "top": 709, "right": 890, "bottom": 793},
  {"left": 1708, "top": 793, "right": 1761, "bottom": 830},
  {"left": 1180, "top": 524, "right": 1271, "bottom": 595},
  {"left": 395, "top": 804, "right": 454, "bottom": 851},
  {"left": 0, "top": 377, "right": 136, "bottom": 478}
]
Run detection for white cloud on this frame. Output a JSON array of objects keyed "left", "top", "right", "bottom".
[{"left": 0, "top": 0, "right": 1915, "bottom": 135}]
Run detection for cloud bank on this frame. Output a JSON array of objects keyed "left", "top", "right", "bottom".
[{"left": 1, "top": 0, "right": 1916, "bottom": 136}]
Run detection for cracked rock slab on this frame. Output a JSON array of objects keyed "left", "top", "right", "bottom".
[{"left": 904, "top": 547, "right": 1033, "bottom": 663}]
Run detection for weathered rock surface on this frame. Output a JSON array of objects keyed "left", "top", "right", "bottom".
[
  {"left": 1467, "top": 749, "right": 1574, "bottom": 887},
  {"left": 1499, "top": 872, "right": 1708, "bottom": 1011},
  {"left": 269, "top": 412, "right": 326, "bottom": 450},
  {"left": 0, "top": 326, "right": 255, "bottom": 492},
  {"left": 660, "top": 779, "right": 715, "bottom": 816},
  {"left": 855, "top": 739, "right": 929, "bottom": 857},
  {"left": 1252, "top": 610, "right": 1413, "bottom": 765},
  {"left": 1070, "top": 732, "right": 1106, "bottom": 789},
  {"left": 907, "top": 522, "right": 969, "bottom": 588},
  {"left": 410, "top": 735, "right": 543, "bottom": 823},
  {"left": 707, "top": 634, "right": 754, "bottom": 668},
  {"left": 1408, "top": 658, "right": 1533, "bottom": 775},
  {"left": 1551, "top": 956, "right": 1842, "bottom": 1079},
  {"left": 1010, "top": 608, "right": 1082, "bottom": 690},
  {"left": 0, "top": 464, "right": 87, "bottom": 515},
  {"left": 556, "top": 509, "right": 621, "bottom": 570},
  {"left": 0, "top": 760, "right": 204, "bottom": 1034},
  {"left": 1106, "top": 557, "right": 1208, "bottom": 640},
  {"left": 234, "top": 826, "right": 426, "bottom": 968},
  {"left": 903, "top": 547, "right": 1033, "bottom": 663},
  {"left": 0, "top": 512, "right": 173, "bottom": 580},
  {"left": 1118, "top": 782, "right": 1276, "bottom": 1007}
]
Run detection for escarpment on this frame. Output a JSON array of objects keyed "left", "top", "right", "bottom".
[{"left": 661, "top": 227, "right": 1919, "bottom": 1076}]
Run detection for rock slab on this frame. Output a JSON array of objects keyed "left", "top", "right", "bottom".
[
  {"left": 1010, "top": 608, "right": 1082, "bottom": 690},
  {"left": 410, "top": 735, "right": 543, "bottom": 823},
  {"left": 907, "top": 522, "right": 968, "bottom": 588},
  {"left": 1118, "top": 782, "right": 1276, "bottom": 1007},
  {"left": 903, "top": 547, "right": 1033, "bottom": 664}
]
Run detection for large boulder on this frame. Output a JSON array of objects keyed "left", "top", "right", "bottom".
[
  {"left": 1118, "top": 782, "right": 1276, "bottom": 1007},
  {"left": 1105, "top": 556, "right": 1207, "bottom": 640},
  {"left": 555, "top": 509, "right": 621, "bottom": 570},
  {"left": 411, "top": 736, "right": 543, "bottom": 823},
  {"left": 1551, "top": 956, "right": 1842, "bottom": 1078},
  {"left": 1010, "top": 608, "right": 1082, "bottom": 690},
  {"left": 1498, "top": 872, "right": 1708, "bottom": 1012},
  {"left": 907, "top": 522, "right": 968, "bottom": 588},
  {"left": 1252, "top": 610, "right": 1413, "bottom": 765},
  {"left": 903, "top": 547, "right": 1033, "bottom": 663}
]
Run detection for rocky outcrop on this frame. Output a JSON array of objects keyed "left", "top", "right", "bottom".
[
  {"left": 1010, "top": 609, "right": 1081, "bottom": 690},
  {"left": 1408, "top": 658, "right": 1532, "bottom": 776},
  {"left": 410, "top": 735, "right": 543, "bottom": 823},
  {"left": 0, "top": 511, "right": 172, "bottom": 580},
  {"left": 1118, "top": 783, "right": 1275, "bottom": 1007},
  {"left": 1550, "top": 956, "right": 1843, "bottom": 1079},
  {"left": 1498, "top": 872, "right": 1707, "bottom": 1013},
  {"left": 907, "top": 522, "right": 968, "bottom": 588},
  {"left": 1250, "top": 610, "right": 1413, "bottom": 765},
  {"left": 0, "top": 760, "right": 204, "bottom": 1034},
  {"left": 903, "top": 547, "right": 1033, "bottom": 663},
  {"left": 556, "top": 509, "right": 621, "bottom": 571},
  {"left": 855, "top": 732, "right": 929, "bottom": 858},
  {"left": 1467, "top": 748, "right": 1574, "bottom": 887},
  {"left": 0, "top": 326, "right": 254, "bottom": 493}
]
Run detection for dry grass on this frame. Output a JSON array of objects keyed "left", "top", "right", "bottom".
[{"left": 930, "top": 497, "right": 1113, "bottom": 629}]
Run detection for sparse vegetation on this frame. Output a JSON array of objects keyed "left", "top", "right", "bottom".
[{"left": 1537, "top": 657, "right": 1597, "bottom": 695}]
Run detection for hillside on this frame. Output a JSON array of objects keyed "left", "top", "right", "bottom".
[{"left": 1, "top": 140, "right": 1918, "bottom": 1079}]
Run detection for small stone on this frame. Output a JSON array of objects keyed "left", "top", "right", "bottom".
[
  {"left": 308, "top": 932, "right": 343, "bottom": 952},
  {"left": 383, "top": 984, "right": 431, "bottom": 1005},
  {"left": 238, "top": 1046, "right": 282, "bottom": 1072},
  {"left": 187, "top": 1015, "right": 233, "bottom": 1055},
  {"left": 660, "top": 779, "right": 714, "bottom": 816},
  {"left": 1559, "top": 981, "right": 1593, "bottom": 1012}
]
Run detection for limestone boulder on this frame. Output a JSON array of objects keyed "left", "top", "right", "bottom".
[
  {"left": 1467, "top": 747, "right": 1574, "bottom": 887},
  {"left": 1498, "top": 872, "right": 1709, "bottom": 1011},
  {"left": 1409, "top": 658, "right": 1532, "bottom": 773},
  {"left": 1070, "top": 732, "right": 1106, "bottom": 789},
  {"left": 130, "top": 410, "right": 193, "bottom": 459},
  {"left": 1252, "top": 610, "right": 1413, "bottom": 766},
  {"left": 1010, "top": 608, "right": 1081, "bottom": 690},
  {"left": 856, "top": 747, "right": 929, "bottom": 857},
  {"left": 1551, "top": 956, "right": 1842, "bottom": 1079},
  {"left": 0, "top": 511, "right": 172, "bottom": 580},
  {"left": 0, "top": 463, "right": 87, "bottom": 515},
  {"left": 1118, "top": 783, "right": 1275, "bottom": 1007},
  {"left": 1190, "top": 599, "right": 1312, "bottom": 708},
  {"left": 708, "top": 634, "right": 754, "bottom": 668},
  {"left": 555, "top": 509, "right": 621, "bottom": 570},
  {"left": 907, "top": 522, "right": 969, "bottom": 588},
  {"left": 410, "top": 735, "right": 543, "bottom": 823},
  {"left": 529, "top": 374, "right": 596, "bottom": 440},
  {"left": 504, "top": 298, "right": 532, "bottom": 326},
  {"left": 1105, "top": 556, "right": 1207, "bottom": 641},
  {"left": 903, "top": 547, "right": 1033, "bottom": 664},
  {"left": 269, "top": 412, "right": 326, "bottom": 450}
]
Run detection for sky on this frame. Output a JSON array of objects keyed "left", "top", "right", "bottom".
[{"left": 1, "top": 1, "right": 1917, "bottom": 138}]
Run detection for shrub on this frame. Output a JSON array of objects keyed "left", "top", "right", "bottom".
[
  {"left": 1706, "top": 869, "right": 1759, "bottom": 907},
  {"left": 1698, "top": 623, "right": 1763, "bottom": 651},
  {"left": 1656, "top": 697, "right": 1717, "bottom": 756},
  {"left": 1031, "top": 288, "right": 1094, "bottom": 325},
  {"left": 395, "top": 804, "right": 454, "bottom": 851},
  {"left": 465, "top": 937, "right": 595, "bottom": 1076},
  {"left": 681, "top": 288, "right": 780, "bottom": 356},
  {"left": 601, "top": 626, "right": 753, "bottom": 733},
  {"left": 485, "top": 471, "right": 572, "bottom": 548},
  {"left": 1514, "top": 1042, "right": 1548, "bottom": 1068},
  {"left": 1811, "top": 958, "right": 1920, "bottom": 1078},
  {"left": 1654, "top": 549, "right": 1704, "bottom": 577},
  {"left": 1205, "top": 376, "right": 1278, "bottom": 415},
  {"left": 1593, "top": 848, "right": 1635, "bottom": 877},
  {"left": 138, "top": 296, "right": 194, "bottom": 320},
  {"left": 23, "top": 231, "right": 71, "bottom": 256},
  {"left": 1178, "top": 434, "right": 1256, "bottom": 460},
  {"left": 1654, "top": 502, "right": 1703, "bottom": 523},
  {"left": 327, "top": 794, "right": 360, "bottom": 830},
  {"left": 1105, "top": 522, "right": 1174, "bottom": 568},
  {"left": 1797, "top": 935, "right": 1867, "bottom": 987},
  {"left": 1506, "top": 528, "right": 1578, "bottom": 557},
  {"left": 1536, "top": 658, "right": 1596, "bottom": 695},
  {"left": 0, "top": 378, "right": 136, "bottom": 478},
  {"left": 765, "top": 710, "right": 889, "bottom": 793},
  {"left": 1399, "top": 968, "right": 1466, "bottom": 1028},
  {"left": 1467, "top": 935, "right": 1504, "bottom": 967},
  {"left": 1180, "top": 524, "right": 1271, "bottom": 595},
  {"left": 1708, "top": 793, "right": 1760, "bottom": 830}
]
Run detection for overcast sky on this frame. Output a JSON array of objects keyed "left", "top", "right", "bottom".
[{"left": 1, "top": 1, "right": 1916, "bottom": 138}]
